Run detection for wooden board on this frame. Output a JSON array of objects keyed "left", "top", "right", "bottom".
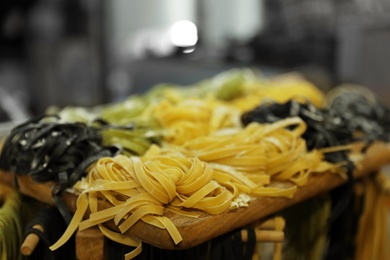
[
  {"left": 1, "top": 142, "right": 390, "bottom": 250},
  {"left": 76, "top": 227, "right": 105, "bottom": 260}
]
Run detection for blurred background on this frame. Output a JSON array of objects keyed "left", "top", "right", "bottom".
[{"left": 1, "top": 0, "right": 390, "bottom": 123}]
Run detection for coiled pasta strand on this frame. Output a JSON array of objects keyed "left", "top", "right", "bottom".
[
  {"left": 50, "top": 117, "right": 342, "bottom": 259},
  {"left": 181, "top": 117, "right": 338, "bottom": 191},
  {"left": 151, "top": 98, "right": 242, "bottom": 145},
  {"left": 50, "top": 155, "right": 236, "bottom": 258}
]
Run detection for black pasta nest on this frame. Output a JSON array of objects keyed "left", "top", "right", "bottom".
[
  {"left": 0, "top": 115, "right": 116, "bottom": 190},
  {"left": 241, "top": 99, "right": 350, "bottom": 150},
  {"left": 241, "top": 86, "right": 390, "bottom": 166}
]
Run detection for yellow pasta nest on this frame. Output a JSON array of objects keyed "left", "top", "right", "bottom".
[
  {"left": 149, "top": 98, "right": 241, "bottom": 145},
  {"left": 50, "top": 117, "right": 341, "bottom": 259}
]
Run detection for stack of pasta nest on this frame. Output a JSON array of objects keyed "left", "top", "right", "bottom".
[{"left": 1, "top": 69, "right": 390, "bottom": 260}]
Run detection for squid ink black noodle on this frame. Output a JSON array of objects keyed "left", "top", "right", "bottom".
[{"left": 0, "top": 115, "right": 117, "bottom": 223}]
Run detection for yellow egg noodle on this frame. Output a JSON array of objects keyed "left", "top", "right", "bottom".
[
  {"left": 49, "top": 115, "right": 342, "bottom": 259},
  {"left": 144, "top": 76, "right": 324, "bottom": 147},
  {"left": 228, "top": 72, "right": 325, "bottom": 112},
  {"left": 47, "top": 71, "right": 342, "bottom": 259},
  {"left": 150, "top": 97, "right": 242, "bottom": 145},
  {"left": 51, "top": 69, "right": 325, "bottom": 130}
]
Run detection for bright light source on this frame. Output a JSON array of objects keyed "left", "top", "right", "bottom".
[{"left": 170, "top": 20, "right": 198, "bottom": 47}]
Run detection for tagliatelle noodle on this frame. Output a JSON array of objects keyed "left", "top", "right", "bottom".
[
  {"left": 152, "top": 100, "right": 210, "bottom": 145},
  {"left": 79, "top": 204, "right": 124, "bottom": 231},
  {"left": 172, "top": 159, "right": 210, "bottom": 194},
  {"left": 230, "top": 77, "right": 325, "bottom": 112},
  {"left": 178, "top": 117, "right": 339, "bottom": 197},
  {"left": 266, "top": 140, "right": 306, "bottom": 174},
  {"left": 274, "top": 152, "right": 320, "bottom": 185},
  {"left": 265, "top": 117, "right": 307, "bottom": 137},
  {"left": 209, "top": 163, "right": 261, "bottom": 189},
  {"left": 49, "top": 192, "right": 89, "bottom": 251},
  {"left": 157, "top": 100, "right": 210, "bottom": 124},
  {"left": 157, "top": 115, "right": 338, "bottom": 211},
  {"left": 49, "top": 115, "right": 342, "bottom": 259},
  {"left": 152, "top": 98, "right": 242, "bottom": 145},
  {"left": 184, "top": 142, "right": 267, "bottom": 176},
  {"left": 118, "top": 204, "right": 165, "bottom": 233},
  {"left": 154, "top": 216, "right": 185, "bottom": 244},
  {"left": 144, "top": 162, "right": 177, "bottom": 200},
  {"left": 113, "top": 193, "right": 161, "bottom": 225},
  {"left": 131, "top": 158, "right": 172, "bottom": 204},
  {"left": 167, "top": 121, "right": 209, "bottom": 145},
  {"left": 210, "top": 105, "right": 241, "bottom": 132},
  {"left": 51, "top": 152, "right": 242, "bottom": 258},
  {"left": 174, "top": 181, "right": 224, "bottom": 207}
]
